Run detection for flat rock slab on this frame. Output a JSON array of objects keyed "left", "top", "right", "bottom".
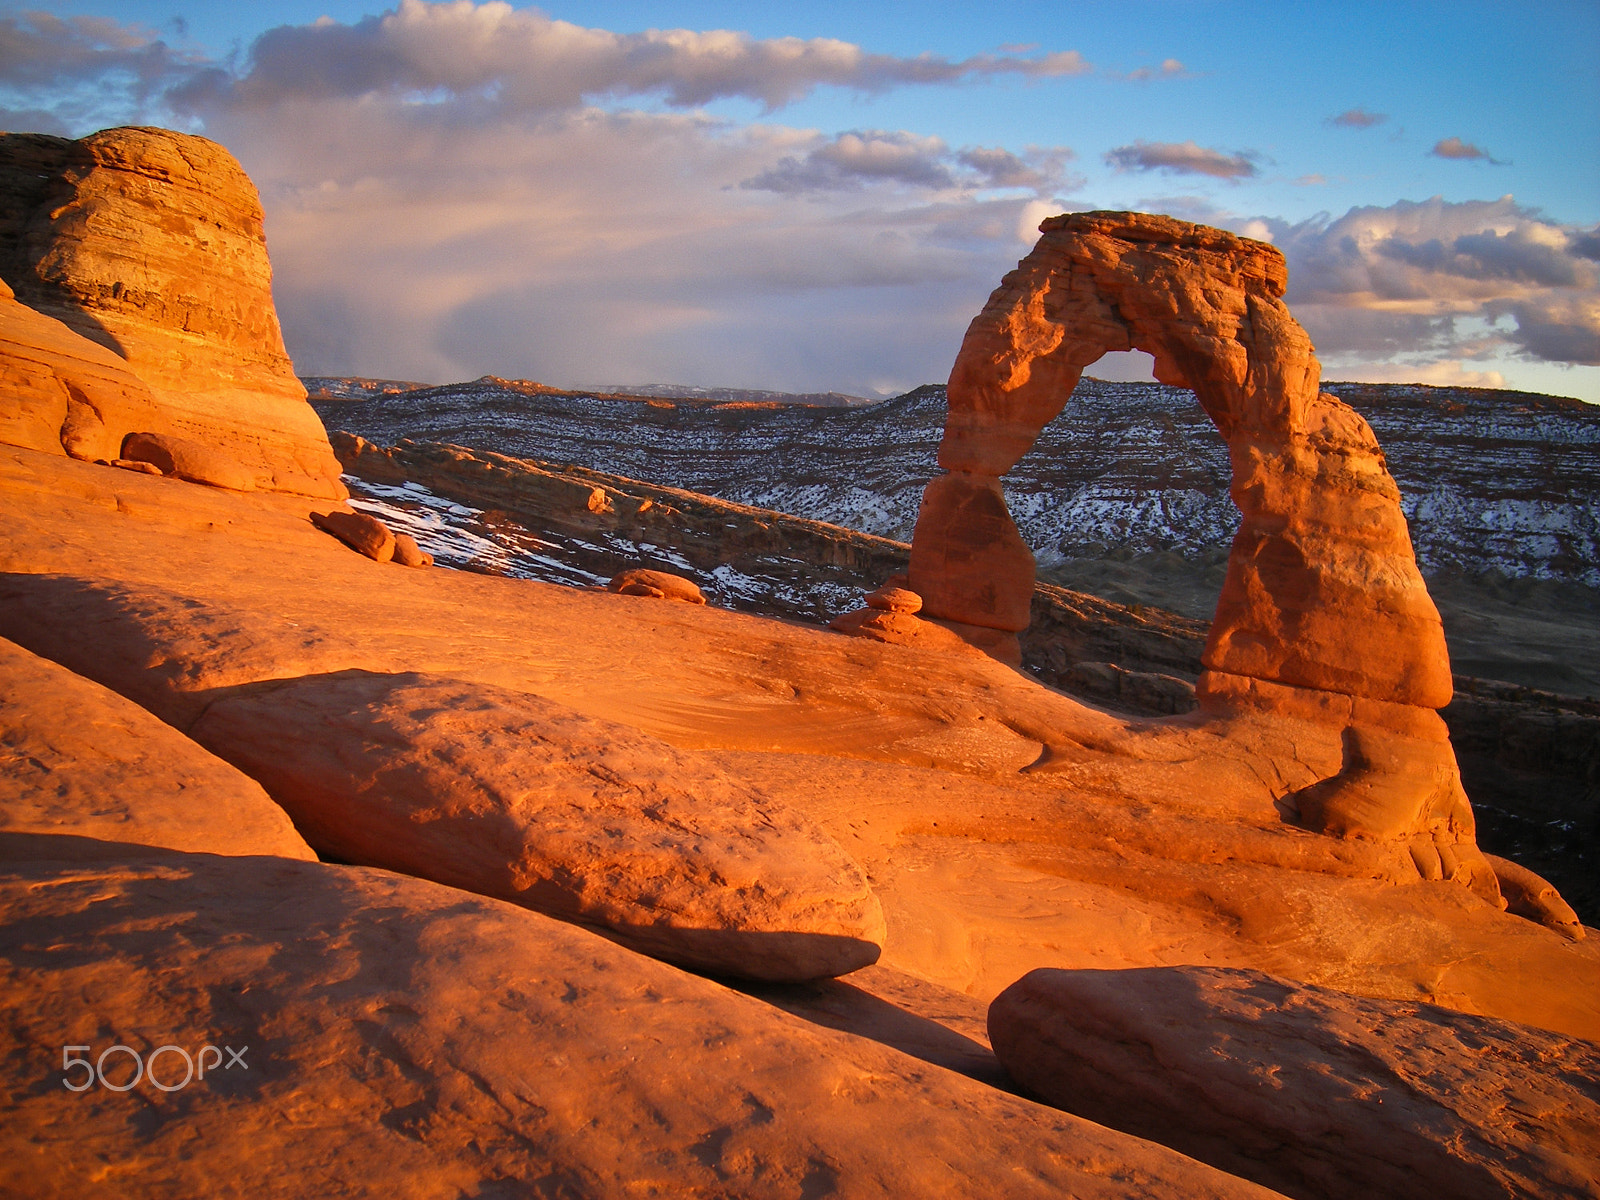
[
  {"left": 0, "top": 846, "right": 1282, "bottom": 1200},
  {"left": 191, "top": 670, "right": 886, "bottom": 981},
  {"left": 0, "top": 637, "right": 313, "bottom": 860},
  {"left": 989, "top": 965, "right": 1600, "bottom": 1200}
]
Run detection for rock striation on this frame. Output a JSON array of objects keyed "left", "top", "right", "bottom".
[
  {"left": 190, "top": 670, "right": 885, "bottom": 981},
  {"left": 988, "top": 965, "right": 1600, "bottom": 1200},
  {"left": 0, "top": 127, "right": 344, "bottom": 498},
  {"left": 910, "top": 211, "right": 1495, "bottom": 892}
]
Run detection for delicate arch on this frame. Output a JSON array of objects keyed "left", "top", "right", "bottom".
[{"left": 907, "top": 211, "right": 1451, "bottom": 711}]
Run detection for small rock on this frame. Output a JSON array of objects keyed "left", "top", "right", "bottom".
[
  {"left": 866, "top": 585, "right": 923, "bottom": 614},
  {"left": 121, "top": 431, "right": 255, "bottom": 492},
  {"left": 392, "top": 533, "right": 432, "bottom": 569},
  {"left": 586, "top": 485, "right": 611, "bottom": 513},
  {"left": 608, "top": 568, "right": 705, "bottom": 604},
  {"left": 310, "top": 509, "right": 396, "bottom": 562}
]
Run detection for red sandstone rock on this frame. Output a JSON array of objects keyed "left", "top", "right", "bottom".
[
  {"left": 911, "top": 210, "right": 1474, "bottom": 853},
  {"left": 1487, "top": 853, "right": 1585, "bottom": 941},
  {"left": 311, "top": 508, "right": 396, "bottom": 562},
  {"left": 907, "top": 471, "right": 1035, "bottom": 632},
  {"left": 0, "top": 638, "right": 314, "bottom": 860},
  {"left": 0, "top": 277, "right": 167, "bottom": 462},
  {"left": 189, "top": 670, "right": 886, "bottom": 981},
  {"left": 121, "top": 431, "right": 254, "bottom": 492},
  {"left": 608, "top": 567, "right": 707, "bottom": 604},
  {"left": 919, "top": 211, "right": 1448, "bottom": 706},
  {"left": 0, "top": 848, "right": 1277, "bottom": 1200},
  {"left": 989, "top": 965, "right": 1600, "bottom": 1200},
  {"left": 391, "top": 532, "right": 432, "bottom": 568},
  {"left": 0, "top": 128, "right": 345, "bottom": 498},
  {"left": 110, "top": 457, "right": 162, "bottom": 474}
]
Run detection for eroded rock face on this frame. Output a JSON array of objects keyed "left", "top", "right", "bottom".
[
  {"left": 988, "top": 965, "right": 1600, "bottom": 1200},
  {"left": 0, "top": 277, "right": 166, "bottom": 462},
  {"left": 911, "top": 211, "right": 1476, "bottom": 863},
  {"left": 0, "top": 846, "right": 1277, "bottom": 1200},
  {"left": 189, "top": 670, "right": 886, "bottom": 981},
  {"left": 0, "top": 127, "right": 344, "bottom": 498},
  {"left": 0, "top": 638, "right": 314, "bottom": 861}
]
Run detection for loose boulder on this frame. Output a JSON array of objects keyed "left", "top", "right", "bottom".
[
  {"left": 189, "top": 670, "right": 886, "bottom": 981},
  {"left": 121, "top": 431, "right": 255, "bottom": 492},
  {"left": 989, "top": 965, "right": 1600, "bottom": 1200},
  {"left": 608, "top": 567, "right": 706, "bottom": 604},
  {"left": 392, "top": 532, "right": 432, "bottom": 568},
  {"left": 311, "top": 508, "right": 396, "bottom": 562}
]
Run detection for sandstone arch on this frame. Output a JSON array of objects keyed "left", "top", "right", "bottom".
[{"left": 909, "top": 212, "right": 1493, "bottom": 885}]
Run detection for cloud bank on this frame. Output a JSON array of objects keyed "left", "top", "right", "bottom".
[{"left": 1, "top": 3, "right": 1594, "bottom": 400}]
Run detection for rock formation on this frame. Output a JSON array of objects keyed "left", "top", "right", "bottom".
[
  {"left": 0, "top": 127, "right": 344, "bottom": 498},
  {"left": 909, "top": 211, "right": 1495, "bottom": 894},
  {"left": 988, "top": 965, "right": 1600, "bottom": 1200},
  {"left": 190, "top": 670, "right": 885, "bottom": 980}
]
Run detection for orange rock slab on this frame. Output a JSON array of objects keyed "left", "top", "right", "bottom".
[
  {"left": 0, "top": 845, "right": 1282, "bottom": 1200},
  {"left": 989, "top": 965, "right": 1600, "bottom": 1200}
]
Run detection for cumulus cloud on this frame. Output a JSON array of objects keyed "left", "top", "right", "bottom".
[
  {"left": 1103, "top": 140, "right": 1259, "bottom": 179},
  {"left": 1327, "top": 107, "right": 1387, "bottom": 129},
  {"left": 1269, "top": 196, "right": 1600, "bottom": 368},
  {"left": 164, "top": 0, "right": 1091, "bottom": 115},
  {"left": 1431, "top": 136, "right": 1507, "bottom": 164}
]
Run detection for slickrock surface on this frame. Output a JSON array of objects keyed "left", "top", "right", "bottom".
[
  {"left": 0, "top": 128, "right": 344, "bottom": 498},
  {"left": 328, "top": 432, "right": 1208, "bottom": 681},
  {"left": 989, "top": 966, "right": 1600, "bottom": 1200},
  {"left": 191, "top": 670, "right": 885, "bottom": 981},
  {"left": 3, "top": 447, "right": 1597, "bottom": 1044},
  {"left": 0, "top": 638, "right": 313, "bottom": 860},
  {"left": 0, "top": 846, "right": 1280, "bottom": 1200}
]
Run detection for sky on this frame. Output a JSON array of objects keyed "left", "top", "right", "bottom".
[{"left": 3, "top": 1, "right": 1599, "bottom": 401}]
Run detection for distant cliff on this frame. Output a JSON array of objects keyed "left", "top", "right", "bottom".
[{"left": 312, "top": 377, "right": 1600, "bottom": 586}]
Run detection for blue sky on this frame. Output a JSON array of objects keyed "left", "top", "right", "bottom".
[{"left": 6, "top": 1, "right": 1599, "bottom": 399}]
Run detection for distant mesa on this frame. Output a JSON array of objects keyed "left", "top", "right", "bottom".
[{"left": 0, "top": 127, "right": 345, "bottom": 498}]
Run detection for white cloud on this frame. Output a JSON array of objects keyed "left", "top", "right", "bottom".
[{"left": 1269, "top": 197, "right": 1600, "bottom": 367}]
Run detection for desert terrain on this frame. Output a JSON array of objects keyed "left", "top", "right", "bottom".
[{"left": 2, "top": 126, "right": 1597, "bottom": 1200}]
